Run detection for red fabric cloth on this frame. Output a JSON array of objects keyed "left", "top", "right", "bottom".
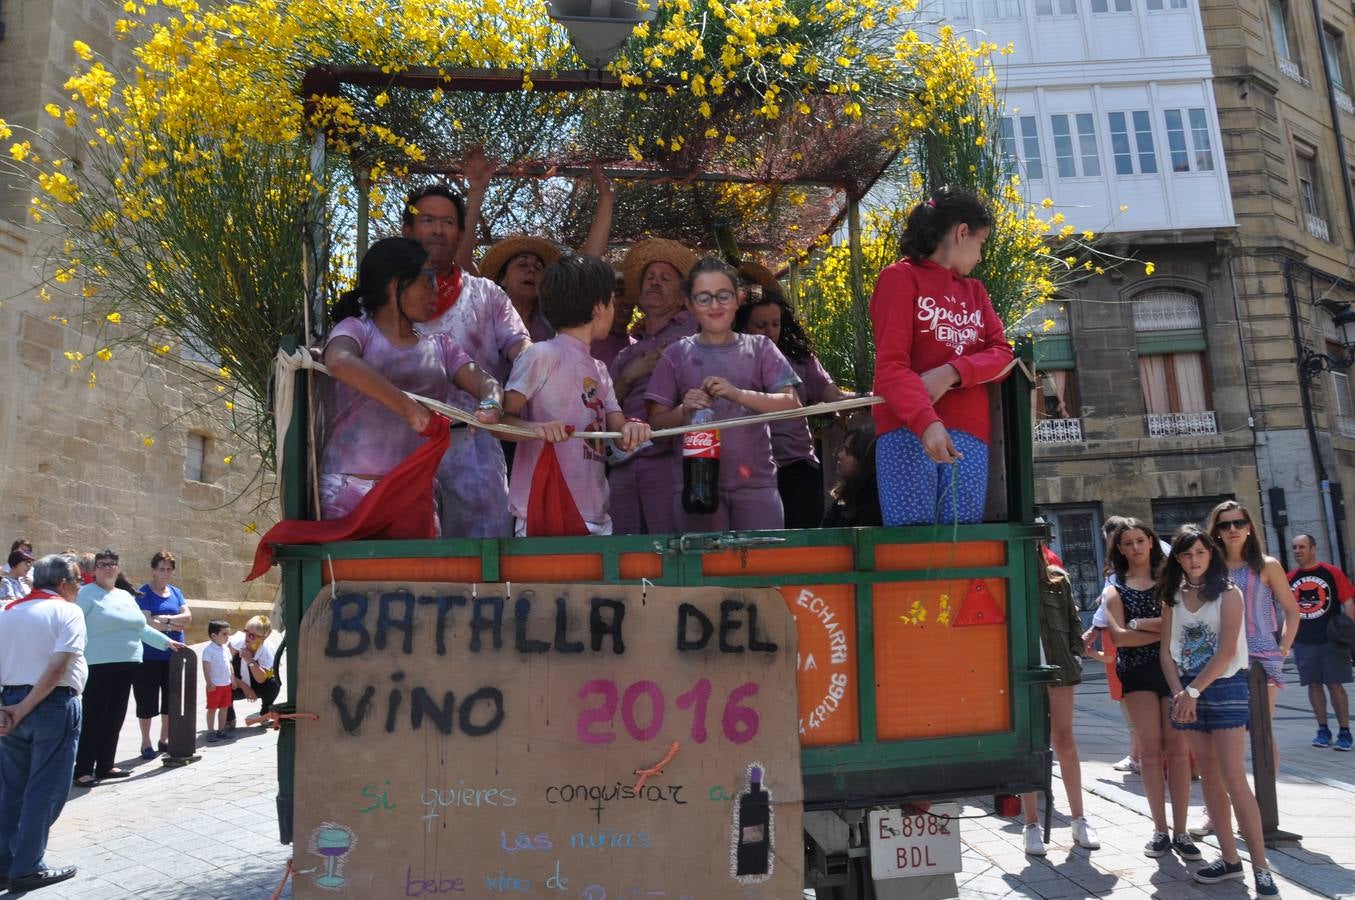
[
  {"left": 4, "top": 589, "right": 62, "bottom": 611},
  {"left": 1042, "top": 545, "right": 1064, "bottom": 570},
  {"left": 245, "top": 414, "right": 451, "bottom": 581},
  {"left": 525, "top": 443, "right": 589, "bottom": 537},
  {"left": 870, "top": 258, "right": 1013, "bottom": 443},
  {"left": 433, "top": 267, "right": 464, "bottom": 318}
]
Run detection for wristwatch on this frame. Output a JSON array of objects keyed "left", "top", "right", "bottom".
[
  {"left": 1185, "top": 686, "right": 1200, "bottom": 700},
  {"left": 1128, "top": 618, "right": 1139, "bottom": 631}
]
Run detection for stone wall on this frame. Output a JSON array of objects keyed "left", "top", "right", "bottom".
[{"left": 0, "top": 0, "right": 279, "bottom": 604}]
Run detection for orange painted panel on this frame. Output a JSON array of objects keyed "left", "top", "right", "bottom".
[
  {"left": 875, "top": 541, "right": 1005, "bottom": 571},
  {"left": 781, "top": 585, "right": 860, "bottom": 747},
  {"left": 873, "top": 578, "right": 1011, "bottom": 740},
  {"left": 619, "top": 553, "right": 664, "bottom": 580},
  {"left": 702, "top": 545, "right": 854, "bottom": 576},
  {"left": 322, "top": 557, "right": 482, "bottom": 585},
  {"left": 500, "top": 553, "right": 603, "bottom": 582}
]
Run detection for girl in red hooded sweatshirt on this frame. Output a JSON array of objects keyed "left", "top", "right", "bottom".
[{"left": 871, "top": 186, "right": 1013, "bottom": 525}]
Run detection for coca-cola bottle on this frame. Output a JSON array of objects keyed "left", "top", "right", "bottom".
[{"left": 682, "top": 408, "right": 720, "bottom": 515}]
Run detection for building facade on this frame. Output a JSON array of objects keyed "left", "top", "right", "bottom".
[
  {"left": 0, "top": 0, "right": 275, "bottom": 602},
  {"left": 1200, "top": 0, "right": 1355, "bottom": 575},
  {"left": 953, "top": 0, "right": 1261, "bottom": 606}
]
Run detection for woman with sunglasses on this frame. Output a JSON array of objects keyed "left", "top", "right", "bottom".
[
  {"left": 75, "top": 550, "right": 185, "bottom": 785},
  {"left": 647, "top": 256, "right": 801, "bottom": 531},
  {"left": 1102, "top": 519, "right": 1201, "bottom": 862},
  {"left": 226, "top": 615, "right": 282, "bottom": 728},
  {"left": 1159, "top": 526, "right": 1279, "bottom": 896},
  {"left": 1188, "top": 501, "right": 1298, "bottom": 837}
]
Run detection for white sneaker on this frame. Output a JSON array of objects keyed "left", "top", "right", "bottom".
[
  {"left": 1188, "top": 813, "right": 1214, "bottom": 837},
  {"left": 1072, "top": 817, "right": 1100, "bottom": 850},
  {"left": 1113, "top": 755, "right": 1141, "bottom": 773},
  {"left": 1023, "top": 823, "right": 1047, "bottom": 856}
]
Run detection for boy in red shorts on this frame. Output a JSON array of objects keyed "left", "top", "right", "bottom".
[{"left": 202, "top": 621, "right": 234, "bottom": 741}]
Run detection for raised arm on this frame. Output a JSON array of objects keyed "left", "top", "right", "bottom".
[
  {"left": 578, "top": 164, "right": 614, "bottom": 257},
  {"left": 455, "top": 145, "right": 494, "bottom": 275}
]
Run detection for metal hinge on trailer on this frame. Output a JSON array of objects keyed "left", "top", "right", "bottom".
[{"left": 664, "top": 532, "right": 788, "bottom": 554}]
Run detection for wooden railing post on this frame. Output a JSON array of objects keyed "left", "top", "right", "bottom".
[
  {"left": 1247, "top": 660, "right": 1301, "bottom": 847},
  {"left": 163, "top": 646, "right": 202, "bottom": 766}
]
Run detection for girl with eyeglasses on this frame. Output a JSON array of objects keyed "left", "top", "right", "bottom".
[
  {"left": 321, "top": 236, "right": 504, "bottom": 526},
  {"left": 1186, "top": 501, "right": 1298, "bottom": 838},
  {"left": 869, "top": 186, "right": 1013, "bottom": 526},
  {"left": 647, "top": 257, "right": 801, "bottom": 531}
]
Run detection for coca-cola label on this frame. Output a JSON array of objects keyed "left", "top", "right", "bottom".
[{"left": 683, "top": 428, "right": 721, "bottom": 459}]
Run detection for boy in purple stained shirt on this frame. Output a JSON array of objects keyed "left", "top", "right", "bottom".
[
  {"left": 647, "top": 257, "right": 801, "bottom": 532},
  {"left": 504, "top": 254, "right": 651, "bottom": 536}
]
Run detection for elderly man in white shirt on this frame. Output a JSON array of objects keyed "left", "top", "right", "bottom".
[{"left": 0, "top": 554, "right": 87, "bottom": 892}]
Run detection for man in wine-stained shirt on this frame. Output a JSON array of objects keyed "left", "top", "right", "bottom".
[{"left": 402, "top": 185, "right": 531, "bottom": 538}]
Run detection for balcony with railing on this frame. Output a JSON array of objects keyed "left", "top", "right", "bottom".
[
  {"left": 1146, "top": 411, "right": 1218, "bottom": 437},
  {"left": 1034, "top": 417, "right": 1084, "bottom": 444},
  {"left": 1337, "top": 88, "right": 1355, "bottom": 115},
  {"left": 1279, "top": 56, "right": 1310, "bottom": 85},
  {"left": 1306, "top": 212, "right": 1331, "bottom": 241}
]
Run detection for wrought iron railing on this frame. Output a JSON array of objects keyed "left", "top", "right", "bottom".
[{"left": 1146, "top": 410, "right": 1218, "bottom": 436}]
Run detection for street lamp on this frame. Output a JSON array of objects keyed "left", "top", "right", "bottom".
[
  {"left": 1300, "top": 304, "right": 1355, "bottom": 382},
  {"left": 547, "top": 0, "right": 656, "bottom": 69}
]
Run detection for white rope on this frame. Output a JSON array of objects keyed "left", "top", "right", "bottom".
[{"left": 273, "top": 348, "right": 883, "bottom": 449}]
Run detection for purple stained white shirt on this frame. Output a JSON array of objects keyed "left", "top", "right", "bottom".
[
  {"left": 645, "top": 332, "right": 800, "bottom": 491},
  {"left": 507, "top": 333, "right": 622, "bottom": 526},
  {"left": 770, "top": 354, "right": 834, "bottom": 466},
  {"left": 418, "top": 273, "right": 531, "bottom": 408},
  {"left": 320, "top": 316, "right": 471, "bottom": 478},
  {"left": 418, "top": 273, "right": 531, "bottom": 538},
  {"left": 609, "top": 310, "right": 698, "bottom": 458}
]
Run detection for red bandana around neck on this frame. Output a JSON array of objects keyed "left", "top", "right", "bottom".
[
  {"left": 5, "top": 589, "right": 63, "bottom": 611},
  {"left": 433, "top": 266, "right": 464, "bottom": 318}
]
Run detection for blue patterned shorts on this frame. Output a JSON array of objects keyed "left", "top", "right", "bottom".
[{"left": 1171, "top": 669, "right": 1250, "bottom": 732}]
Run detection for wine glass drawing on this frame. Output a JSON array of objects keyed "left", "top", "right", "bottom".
[{"left": 312, "top": 823, "right": 356, "bottom": 889}]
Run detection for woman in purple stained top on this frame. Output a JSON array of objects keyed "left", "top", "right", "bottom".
[
  {"left": 647, "top": 257, "right": 802, "bottom": 532},
  {"left": 320, "top": 237, "right": 503, "bottom": 526},
  {"left": 736, "top": 291, "right": 847, "bottom": 528}
]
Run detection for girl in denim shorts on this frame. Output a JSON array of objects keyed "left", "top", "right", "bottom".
[{"left": 1161, "top": 525, "right": 1279, "bottom": 897}]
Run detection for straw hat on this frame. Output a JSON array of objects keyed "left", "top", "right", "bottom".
[
  {"left": 622, "top": 238, "right": 699, "bottom": 304},
  {"left": 738, "top": 260, "right": 782, "bottom": 298},
  {"left": 479, "top": 235, "right": 562, "bottom": 283}
]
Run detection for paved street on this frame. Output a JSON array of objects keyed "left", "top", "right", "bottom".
[{"left": 26, "top": 650, "right": 1355, "bottom": 899}]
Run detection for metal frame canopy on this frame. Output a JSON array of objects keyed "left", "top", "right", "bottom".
[{"left": 299, "top": 64, "right": 899, "bottom": 300}]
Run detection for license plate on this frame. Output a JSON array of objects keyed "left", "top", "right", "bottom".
[{"left": 868, "top": 804, "right": 962, "bottom": 880}]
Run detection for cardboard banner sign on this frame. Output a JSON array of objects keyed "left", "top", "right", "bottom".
[{"left": 293, "top": 583, "right": 804, "bottom": 898}]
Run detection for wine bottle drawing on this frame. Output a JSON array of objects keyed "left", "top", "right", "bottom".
[{"left": 733, "top": 764, "right": 772, "bottom": 880}]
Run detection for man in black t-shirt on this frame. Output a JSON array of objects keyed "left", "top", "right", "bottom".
[{"left": 1288, "top": 534, "right": 1355, "bottom": 750}]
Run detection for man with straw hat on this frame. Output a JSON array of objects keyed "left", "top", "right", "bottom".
[{"left": 608, "top": 238, "right": 699, "bottom": 535}]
